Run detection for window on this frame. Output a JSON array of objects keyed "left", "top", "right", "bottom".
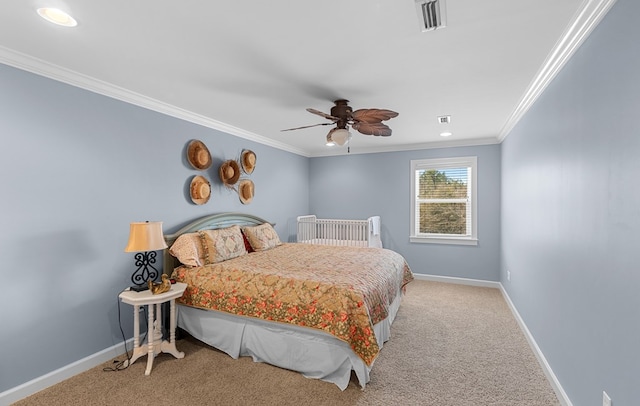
[{"left": 410, "top": 156, "right": 477, "bottom": 245}]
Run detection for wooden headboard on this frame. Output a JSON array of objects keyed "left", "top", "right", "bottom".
[{"left": 162, "top": 212, "right": 273, "bottom": 275}]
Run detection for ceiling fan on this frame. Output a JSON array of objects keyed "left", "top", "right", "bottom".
[{"left": 282, "top": 99, "right": 399, "bottom": 147}]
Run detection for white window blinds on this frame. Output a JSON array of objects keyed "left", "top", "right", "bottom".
[{"left": 411, "top": 157, "right": 477, "bottom": 245}]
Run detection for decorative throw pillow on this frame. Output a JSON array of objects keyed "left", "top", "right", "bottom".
[
  {"left": 241, "top": 230, "right": 255, "bottom": 253},
  {"left": 242, "top": 223, "right": 282, "bottom": 252},
  {"left": 198, "top": 225, "right": 248, "bottom": 264},
  {"left": 169, "top": 233, "right": 204, "bottom": 267}
]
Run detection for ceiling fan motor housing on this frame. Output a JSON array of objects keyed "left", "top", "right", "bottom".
[{"left": 331, "top": 99, "right": 352, "bottom": 129}]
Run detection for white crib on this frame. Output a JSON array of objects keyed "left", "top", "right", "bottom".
[{"left": 296, "top": 215, "right": 382, "bottom": 248}]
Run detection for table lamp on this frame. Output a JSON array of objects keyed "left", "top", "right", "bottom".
[{"left": 124, "top": 221, "right": 168, "bottom": 291}]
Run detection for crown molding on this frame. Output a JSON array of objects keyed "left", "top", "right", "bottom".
[
  {"left": 309, "top": 136, "right": 500, "bottom": 157},
  {"left": 0, "top": 48, "right": 497, "bottom": 157},
  {"left": 0, "top": 0, "right": 616, "bottom": 158},
  {"left": 498, "top": 0, "right": 618, "bottom": 142},
  {"left": 0, "top": 46, "right": 309, "bottom": 157}
]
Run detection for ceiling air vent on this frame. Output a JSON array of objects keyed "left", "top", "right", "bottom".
[
  {"left": 415, "top": 0, "right": 447, "bottom": 32},
  {"left": 437, "top": 115, "right": 451, "bottom": 124}
]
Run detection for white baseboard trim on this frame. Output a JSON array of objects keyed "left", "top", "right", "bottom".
[
  {"left": 498, "top": 285, "right": 573, "bottom": 406},
  {"left": 412, "top": 273, "right": 572, "bottom": 406},
  {"left": 0, "top": 338, "right": 132, "bottom": 405},
  {"left": 412, "top": 273, "right": 501, "bottom": 289}
]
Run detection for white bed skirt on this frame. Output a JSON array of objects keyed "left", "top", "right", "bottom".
[{"left": 177, "top": 288, "right": 403, "bottom": 390}]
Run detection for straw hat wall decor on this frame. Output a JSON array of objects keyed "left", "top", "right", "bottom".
[
  {"left": 190, "top": 175, "right": 211, "bottom": 205},
  {"left": 216, "top": 150, "right": 256, "bottom": 204},
  {"left": 241, "top": 149, "right": 257, "bottom": 174},
  {"left": 219, "top": 159, "right": 241, "bottom": 187},
  {"left": 187, "top": 140, "right": 212, "bottom": 170},
  {"left": 237, "top": 179, "right": 254, "bottom": 204}
]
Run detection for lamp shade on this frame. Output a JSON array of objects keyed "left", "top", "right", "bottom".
[
  {"left": 330, "top": 128, "right": 351, "bottom": 146},
  {"left": 124, "top": 221, "right": 168, "bottom": 252}
]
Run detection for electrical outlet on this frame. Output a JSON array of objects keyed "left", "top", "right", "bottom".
[
  {"left": 603, "top": 391, "right": 611, "bottom": 406},
  {"left": 507, "top": 270, "right": 511, "bottom": 281}
]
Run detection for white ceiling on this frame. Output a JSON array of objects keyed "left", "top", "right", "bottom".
[{"left": 0, "top": 0, "right": 615, "bottom": 156}]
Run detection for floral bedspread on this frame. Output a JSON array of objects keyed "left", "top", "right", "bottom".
[{"left": 171, "top": 243, "right": 413, "bottom": 365}]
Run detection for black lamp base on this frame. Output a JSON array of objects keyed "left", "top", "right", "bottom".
[{"left": 130, "top": 251, "right": 159, "bottom": 292}]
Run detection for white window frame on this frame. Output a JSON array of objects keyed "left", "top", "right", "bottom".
[{"left": 410, "top": 156, "right": 478, "bottom": 245}]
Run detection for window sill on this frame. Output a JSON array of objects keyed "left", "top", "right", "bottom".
[{"left": 410, "top": 236, "right": 478, "bottom": 246}]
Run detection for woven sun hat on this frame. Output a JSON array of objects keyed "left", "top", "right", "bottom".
[
  {"left": 238, "top": 179, "right": 255, "bottom": 204},
  {"left": 241, "top": 149, "right": 257, "bottom": 174},
  {"left": 219, "top": 159, "right": 241, "bottom": 187},
  {"left": 190, "top": 175, "right": 211, "bottom": 205},
  {"left": 187, "top": 140, "right": 212, "bottom": 170}
]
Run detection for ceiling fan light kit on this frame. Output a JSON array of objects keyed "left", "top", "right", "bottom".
[
  {"left": 329, "top": 128, "right": 351, "bottom": 147},
  {"left": 325, "top": 133, "right": 335, "bottom": 147}
]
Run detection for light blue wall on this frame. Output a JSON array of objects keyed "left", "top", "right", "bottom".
[
  {"left": 310, "top": 145, "right": 501, "bottom": 281},
  {"left": 501, "top": 0, "right": 640, "bottom": 404},
  {"left": 0, "top": 63, "right": 309, "bottom": 392}
]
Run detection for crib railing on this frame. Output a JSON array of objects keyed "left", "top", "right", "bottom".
[{"left": 297, "top": 215, "right": 370, "bottom": 247}]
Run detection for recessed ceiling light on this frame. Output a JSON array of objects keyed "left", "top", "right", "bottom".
[
  {"left": 440, "top": 132, "right": 452, "bottom": 137},
  {"left": 37, "top": 8, "right": 77, "bottom": 27}
]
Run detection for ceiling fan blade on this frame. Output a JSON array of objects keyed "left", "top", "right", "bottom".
[
  {"left": 352, "top": 121, "right": 392, "bottom": 136},
  {"left": 281, "top": 122, "right": 334, "bottom": 132},
  {"left": 306, "top": 108, "right": 339, "bottom": 121},
  {"left": 352, "top": 109, "right": 399, "bottom": 123}
]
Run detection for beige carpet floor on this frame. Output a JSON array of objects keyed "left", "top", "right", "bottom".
[{"left": 13, "top": 280, "right": 560, "bottom": 406}]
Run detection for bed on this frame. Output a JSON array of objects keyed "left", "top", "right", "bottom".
[
  {"left": 163, "top": 212, "right": 413, "bottom": 390},
  {"left": 297, "top": 215, "right": 383, "bottom": 248}
]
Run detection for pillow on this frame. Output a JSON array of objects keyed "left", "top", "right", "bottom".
[
  {"left": 241, "top": 229, "right": 255, "bottom": 253},
  {"left": 169, "top": 233, "right": 204, "bottom": 267},
  {"left": 198, "top": 225, "right": 248, "bottom": 264},
  {"left": 242, "top": 223, "right": 282, "bottom": 252}
]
